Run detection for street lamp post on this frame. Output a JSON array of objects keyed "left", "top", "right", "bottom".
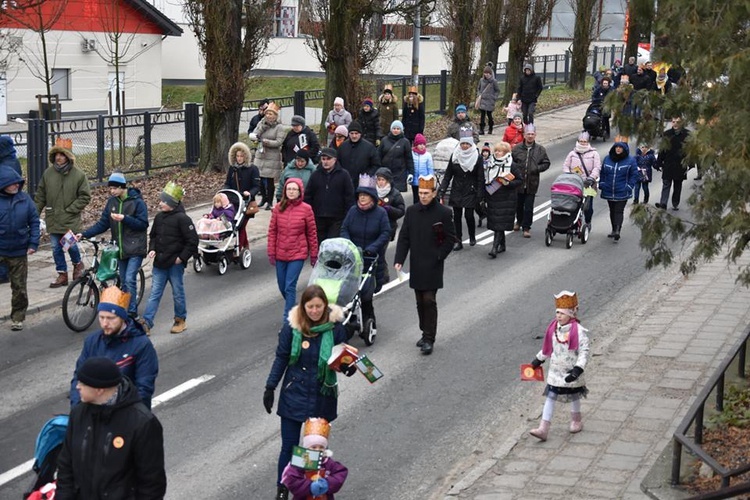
[{"left": 411, "top": 3, "right": 420, "bottom": 86}]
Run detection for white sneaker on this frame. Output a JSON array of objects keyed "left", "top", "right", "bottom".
[{"left": 11, "top": 321, "right": 23, "bottom": 331}]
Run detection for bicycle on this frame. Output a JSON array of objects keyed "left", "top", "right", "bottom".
[{"left": 62, "top": 238, "right": 146, "bottom": 332}]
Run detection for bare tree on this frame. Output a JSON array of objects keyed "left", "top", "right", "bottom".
[
  {"left": 567, "top": 0, "right": 600, "bottom": 90},
  {"left": 184, "top": 0, "right": 274, "bottom": 172},
  {"left": 438, "top": 0, "right": 482, "bottom": 110},
  {"left": 300, "top": 0, "right": 435, "bottom": 135},
  {"left": 0, "top": 0, "right": 69, "bottom": 118},
  {"left": 477, "top": 0, "right": 511, "bottom": 75},
  {"left": 503, "top": 0, "right": 556, "bottom": 102},
  {"left": 624, "top": 0, "right": 653, "bottom": 59}
]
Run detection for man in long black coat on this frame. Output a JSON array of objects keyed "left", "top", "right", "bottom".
[
  {"left": 394, "top": 175, "right": 455, "bottom": 355},
  {"left": 655, "top": 116, "right": 691, "bottom": 210}
]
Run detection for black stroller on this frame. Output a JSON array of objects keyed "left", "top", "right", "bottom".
[
  {"left": 582, "top": 102, "right": 607, "bottom": 141},
  {"left": 545, "top": 173, "right": 590, "bottom": 249}
]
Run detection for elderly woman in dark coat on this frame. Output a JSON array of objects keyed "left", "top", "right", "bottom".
[
  {"left": 374, "top": 167, "right": 405, "bottom": 281},
  {"left": 378, "top": 120, "right": 414, "bottom": 193},
  {"left": 438, "top": 136, "right": 484, "bottom": 250},
  {"left": 483, "top": 141, "right": 523, "bottom": 258}
]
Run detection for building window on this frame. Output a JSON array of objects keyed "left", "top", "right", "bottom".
[
  {"left": 50, "top": 68, "right": 70, "bottom": 100},
  {"left": 275, "top": 5, "right": 296, "bottom": 37}
]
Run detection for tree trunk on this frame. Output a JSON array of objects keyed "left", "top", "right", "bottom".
[
  {"left": 568, "top": 0, "right": 597, "bottom": 90},
  {"left": 199, "top": 107, "right": 241, "bottom": 173},
  {"left": 448, "top": 0, "right": 476, "bottom": 111},
  {"left": 504, "top": 6, "right": 529, "bottom": 103},
  {"left": 478, "top": 0, "right": 507, "bottom": 74}
]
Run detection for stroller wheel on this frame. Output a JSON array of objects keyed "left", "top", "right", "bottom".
[
  {"left": 361, "top": 318, "right": 376, "bottom": 346},
  {"left": 545, "top": 229, "right": 553, "bottom": 247},
  {"left": 566, "top": 233, "right": 574, "bottom": 249},
  {"left": 240, "top": 248, "right": 252, "bottom": 269},
  {"left": 580, "top": 223, "right": 590, "bottom": 244},
  {"left": 193, "top": 256, "right": 203, "bottom": 273},
  {"left": 218, "top": 256, "right": 229, "bottom": 275}
]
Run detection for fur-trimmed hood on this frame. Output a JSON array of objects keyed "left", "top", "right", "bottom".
[
  {"left": 403, "top": 93, "right": 424, "bottom": 106},
  {"left": 48, "top": 145, "right": 75, "bottom": 165},
  {"left": 228, "top": 141, "right": 252, "bottom": 166},
  {"left": 287, "top": 303, "right": 345, "bottom": 330}
]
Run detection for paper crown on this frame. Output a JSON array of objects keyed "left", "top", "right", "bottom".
[
  {"left": 303, "top": 418, "right": 330, "bottom": 439},
  {"left": 408, "top": 85, "right": 418, "bottom": 94},
  {"left": 266, "top": 102, "right": 280, "bottom": 115},
  {"left": 554, "top": 290, "right": 578, "bottom": 310},
  {"left": 162, "top": 181, "right": 184, "bottom": 202},
  {"left": 358, "top": 174, "right": 377, "bottom": 189},
  {"left": 383, "top": 84, "right": 393, "bottom": 93},
  {"left": 418, "top": 174, "right": 437, "bottom": 190},
  {"left": 99, "top": 286, "right": 131, "bottom": 312}
]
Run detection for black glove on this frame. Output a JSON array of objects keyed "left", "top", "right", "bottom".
[
  {"left": 583, "top": 177, "right": 594, "bottom": 188},
  {"left": 565, "top": 366, "right": 584, "bottom": 383},
  {"left": 363, "top": 249, "right": 375, "bottom": 258},
  {"left": 339, "top": 363, "right": 357, "bottom": 377},
  {"left": 263, "top": 388, "right": 274, "bottom": 414},
  {"left": 531, "top": 358, "right": 543, "bottom": 368}
]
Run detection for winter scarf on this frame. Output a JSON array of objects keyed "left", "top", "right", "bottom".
[
  {"left": 413, "top": 145, "right": 427, "bottom": 155},
  {"left": 54, "top": 161, "right": 72, "bottom": 174},
  {"left": 484, "top": 152, "right": 512, "bottom": 194},
  {"left": 376, "top": 184, "right": 391, "bottom": 198},
  {"left": 542, "top": 319, "right": 580, "bottom": 356},
  {"left": 575, "top": 141, "right": 593, "bottom": 154},
  {"left": 453, "top": 145, "right": 479, "bottom": 173},
  {"left": 289, "top": 323, "right": 337, "bottom": 396},
  {"left": 357, "top": 197, "right": 375, "bottom": 210}
]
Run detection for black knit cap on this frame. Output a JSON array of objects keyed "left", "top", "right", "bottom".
[{"left": 77, "top": 357, "right": 122, "bottom": 388}]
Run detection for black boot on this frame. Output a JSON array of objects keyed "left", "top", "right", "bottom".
[
  {"left": 613, "top": 226, "right": 621, "bottom": 241},
  {"left": 497, "top": 231, "right": 506, "bottom": 253},
  {"left": 276, "top": 485, "right": 289, "bottom": 500},
  {"left": 488, "top": 231, "right": 502, "bottom": 258}
]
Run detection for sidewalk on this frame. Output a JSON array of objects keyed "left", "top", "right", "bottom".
[
  {"left": 443, "top": 255, "right": 750, "bottom": 499},
  {"left": 0, "top": 102, "right": 590, "bottom": 322}
]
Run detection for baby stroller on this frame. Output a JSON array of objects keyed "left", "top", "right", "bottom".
[
  {"left": 23, "top": 414, "right": 69, "bottom": 499},
  {"left": 193, "top": 189, "right": 252, "bottom": 275},
  {"left": 308, "top": 238, "right": 379, "bottom": 346},
  {"left": 432, "top": 137, "right": 457, "bottom": 203},
  {"left": 545, "top": 173, "right": 589, "bottom": 249},
  {"left": 582, "top": 102, "right": 606, "bottom": 141}
]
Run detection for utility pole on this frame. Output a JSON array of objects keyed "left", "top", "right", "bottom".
[
  {"left": 649, "top": 0, "right": 658, "bottom": 52},
  {"left": 411, "top": 3, "right": 420, "bottom": 86}
]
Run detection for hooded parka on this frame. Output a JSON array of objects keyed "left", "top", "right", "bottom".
[
  {"left": 35, "top": 146, "right": 91, "bottom": 234},
  {"left": 0, "top": 167, "right": 39, "bottom": 257},
  {"left": 253, "top": 116, "right": 286, "bottom": 181}
]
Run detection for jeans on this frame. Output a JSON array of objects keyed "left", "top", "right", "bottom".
[
  {"left": 515, "top": 192, "right": 536, "bottom": 230},
  {"left": 118, "top": 256, "right": 143, "bottom": 316},
  {"left": 415, "top": 289, "right": 438, "bottom": 342},
  {"left": 142, "top": 263, "right": 186, "bottom": 327},
  {"left": 660, "top": 178, "right": 684, "bottom": 208},
  {"left": 278, "top": 417, "right": 303, "bottom": 484},
  {"left": 452, "top": 207, "right": 476, "bottom": 242},
  {"left": 521, "top": 102, "right": 537, "bottom": 124},
  {"left": 0, "top": 255, "right": 28, "bottom": 322},
  {"left": 275, "top": 259, "right": 305, "bottom": 326},
  {"left": 634, "top": 182, "right": 650, "bottom": 203},
  {"left": 607, "top": 199, "right": 627, "bottom": 230},
  {"left": 49, "top": 233, "right": 82, "bottom": 273}
]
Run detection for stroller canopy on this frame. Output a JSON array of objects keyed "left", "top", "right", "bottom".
[
  {"left": 308, "top": 238, "right": 363, "bottom": 306},
  {"left": 551, "top": 173, "right": 584, "bottom": 214}
]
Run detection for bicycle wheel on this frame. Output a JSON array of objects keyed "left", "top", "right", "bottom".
[
  {"left": 135, "top": 268, "right": 145, "bottom": 306},
  {"left": 62, "top": 277, "right": 100, "bottom": 332}
]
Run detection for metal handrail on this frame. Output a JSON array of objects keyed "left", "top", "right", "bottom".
[{"left": 672, "top": 325, "right": 750, "bottom": 493}]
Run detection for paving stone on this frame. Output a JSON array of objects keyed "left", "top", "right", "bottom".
[
  {"left": 646, "top": 348, "right": 683, "bottom": 358},
  {"left": 546, "top": 455, "right": 593, "bottom": 471},
  {"left": 607, "top": 440, "right": 651, "bottom": 456},
  {"left": 599, "top": 398, "right": 639, "bottom": 412},
  {"left": 590, "top": 409, "right": 631, "bottom": 423},
  {"left": 632, "top": 405, "right": 678, "bottom": 420},
  {"left": 501, "top": 460, "right": 538, "bottom": 474},
  {"left": 587, "top": 467, "right": 629, "bottom": 484},
  {"left": 568, "top": 431, "right": 610, "bottom": 445},
  {"left": 665, "top": 369, "right": 703, "bottom": 380},
  {"left": 596, "top": 452, "right": 642, "bottom": 471},
  {"left": 486, "top": 473, "right": 529, "bottom": 489},
  {"left": 642, "top": 396, "right": 682, "bottom": 409},
  {"left": 471, "top": 493, "right": 516, "bottom": 500},
  {"left": 536, "top": 474, "right": 580, "bottom": 487}
]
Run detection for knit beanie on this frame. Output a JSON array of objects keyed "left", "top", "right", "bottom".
[
  {"left": 295, "top": 149, "right": 310, "bottom": 162},
  {"left": 334, "top": 125, "right": 348, "bottom": 136},
  {"left": 96, "top": 286, "right": 130, "bottom": 321},
  {"left": 291, "top": 115, "right": 306, "bottom": 127},
  {"left": 363, "top": 98, "right": 374, "bottom": 108},
  {"left": 455, "top": 104, "right": 467, "bottom": 114},
  {"left": 390, "top": 120, "right": 404, "bottom": 132},
  {"left": 107, "top": 171, "right": 127, "bottom": 188},
  {"left": 334, "top": 97, "right": 344, "bottom": 106},
  {"left": 413, "top": 133, "right": 427, "bottom": 146},
  {"left": 347, "top": 121, "right": 363, "bottom": 134},
  {"left": 77, "top": 357, "right": 122, "bottom": 388}
]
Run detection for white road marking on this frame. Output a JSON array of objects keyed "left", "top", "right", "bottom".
[
  {"left": 467, "top": 200, "right": 552, "bottom": 244},
  {"left": 0, "top": 375, "right": 215, "bottom": 487},
  {"left": 477, "top": 207, "right": 551, "bottom": 245}
]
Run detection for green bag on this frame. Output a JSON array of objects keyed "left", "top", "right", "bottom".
[{"left": 96, "top": 245, "right": 119, "bottom": 282}]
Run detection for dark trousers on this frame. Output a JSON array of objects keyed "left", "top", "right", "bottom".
[
  {"left": 260, "top": 177, "right": 275, "bottom": 206},
  {"left": 0, "top": 255, "right": 28, "bottom": 322},
  {"left": 415, "top": 289, "right": 438, "bottom": 343},
  {"left": 515, "top": 191, "right": 535, "bottom": 230},
  {"left": 521, "top": 102, "right": 537, "bottom": 124},
  {"left": 634, "top": 182, "right": 650, "bottom": 203},
  {"left": 607, "top": 199, "right": 627, "bottom": 230},
  {"left": 452, "top": 207, "right": 476, "bottom": 241},
  {"left": 479, "top": 110, "right": 494, "bottom": 132},
  {"left": 660, "top": 178, "right": 684, "bottom": 208},
  {"left": 315, "top": 216, "right": 343, "bottom": 246},
  {"left": 411, "top": 185, "right": 419, "bottom": 204},
  {"left": 277, "top": 417, "right": 303, "bottom": 484},
  {"left": 583, "top": 196, "right": 594, "bottom": 224}
]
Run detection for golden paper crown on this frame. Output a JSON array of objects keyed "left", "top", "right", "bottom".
[
  {"left": 418, "top": 174, "right": 436, "bottom": 190},
  {"left": 303, "top": 418, "right": 331, "bottom": 439},
  {"left": 100, "top": 286, "right": 131, "bottom": 310},
  {"left": 266, "top": 102, "right": 280, "bottom": 115},
  {"left": 408, "top": 86, "right": 418, "bottom": 94},
  {"left": 554, "top": 290, "right": 578, "bottom": 310}
]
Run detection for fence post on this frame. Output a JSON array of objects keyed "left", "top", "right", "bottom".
[
  {"left": 439, "top": 70, "right": 447, "bottom": 115},
  {"left": 96, "top": 115, "right": 105, "bottom": 182},
  {"left": 26, "top": 119, "right": 47, "bottom": 197},
  {"left": 401, "top": 77, "right": 407, "bottom": 99},
  {"left": 420, "top": 78, "right": 426, "bottom": 107},
  {"left": 184, "top": 103, "right": 200, "bottom": 167},
  {"left": 610, "top": 44, "right": 616, "bottom": 67},
  {"left": 144, "top": 112, "right": 152, "bottom": 174},
  {"left": 542, "top": 58, "right": 547, "bottom": 86},
  {"left": 293, "top": 90, "right": 305, "bottom": 118},
  {"left": 592, "top": 48, "right": 599, "bottom": 76},
  {"left": 671, "top": 440, "right": 682, "bottom": 486},
  {"left": 564, "top": 51, "right": 570, "bottom": 82}
]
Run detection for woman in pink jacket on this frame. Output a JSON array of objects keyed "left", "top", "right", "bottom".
[
  {"left": 267, "top": 178, "right": 319, "bottom": 326},
  {"left": 562, "top": 131, "right": 601, "bottom": 228}
]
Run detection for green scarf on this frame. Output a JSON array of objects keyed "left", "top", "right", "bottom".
[{"left": 289, "top": 322, "right": 337, "bottom": 396}]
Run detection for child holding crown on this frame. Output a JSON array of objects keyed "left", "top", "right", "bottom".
[
  {"left": 527, "top": 290, "right": 591, "bottom": 441},
  {"left": 281, "top": 417, "right": 348, "bottom": 499}
]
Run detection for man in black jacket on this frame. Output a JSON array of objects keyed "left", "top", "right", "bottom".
[
  {"left": 281, "top": 115, "right": 321, "bottom": 166},
  {"left": 247, "top": 98, "right": 269, "bottom": 135},
  {"left": 517, "top": 63, "right": 543, "bottom": 124},
  {"left": 56, "top": 357, "right": 166, "bottom": 500},
  {"left": 304, "top": 147, "right": 355, "bottom": 245},
  {"left": 140, "top": 182, "right": 198, "bottom": 335},
  {"left": 394, "top": 175, "right": 455, "bottom": 355},
  {"left": 655, "top": 116, "right": 691, "bottom": 210},
  {"left": 337, "top": 121, "right": 381, "bottom": 189}
]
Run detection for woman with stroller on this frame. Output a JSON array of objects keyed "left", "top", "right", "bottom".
[
  {"left": 562, "top": 132, "right": 601, "bottom": 228},
  {"left": 375, "top": 167, "right": 405, "bottom": 280},
  {"left": 223, "top": 142, "right": 260, "bottom": 251},
  {"left": 267, "top": 178, "right": 319, "bottom": 327},
  {"left": 263, "top": 284, "right": 354, "bottom": 500},
  {"left": 439, "top": 135, "right": 484, "bottom": 250},
  {"left": 196, "top": 193, "right": 236, "bottom": 240},
  {"left": 600, "top": 141, "right": 638, "bottom": 241},
  {"left": 340, "top": 174, "right": 391, "bottom": 338},
  {"left": 483, "top": 142, "right": 523, "bottom": 258}
]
